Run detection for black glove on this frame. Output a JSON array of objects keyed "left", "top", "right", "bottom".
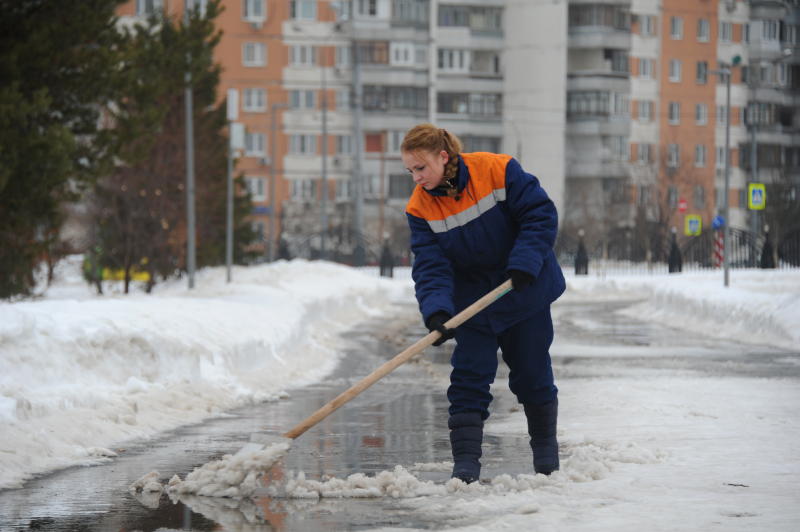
[
  {"left": 426, "top": 311, "right": 455, "bottom": 346},
  {"left": 509, "top": 269, "right": 534, "bottom": 292}
]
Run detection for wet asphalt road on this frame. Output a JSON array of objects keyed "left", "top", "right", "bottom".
[{"left": 0, "top": 296, "right": 797, "bottom": 531}]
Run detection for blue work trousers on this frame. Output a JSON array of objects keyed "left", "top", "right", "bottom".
[{"left": 448, "top": 307, "right": 557, "bottom": 420}]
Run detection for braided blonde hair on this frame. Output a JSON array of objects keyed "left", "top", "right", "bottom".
[{"left": 401, "top": 124, "right": 463, "bottom": 182}]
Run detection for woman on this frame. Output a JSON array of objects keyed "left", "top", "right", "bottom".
[{"left": 402, "top": 124, "right": 565, "bottom": 483}]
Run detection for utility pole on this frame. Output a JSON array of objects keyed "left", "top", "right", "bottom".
[
  {"left": 352, "top": 39, "right": 365, "bottom": 266},
  {"left": 225, "top": 89, "right": 239, "bottom": 283},
  {"left": 321, "top": 48, "right": 329, "bottom": 261},
  {"left": 269, "top": 102, "right": 288, "bottom": 262},
  {"left": 183, "top": 1, "right": 196, "bottom": 289}
]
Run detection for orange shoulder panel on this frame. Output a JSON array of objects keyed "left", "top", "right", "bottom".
[{"left": 406, "top": 152, "right": 512, "bottom": 221}]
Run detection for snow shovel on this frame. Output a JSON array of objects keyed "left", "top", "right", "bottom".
[{"left": 238, "top": 279, "right": 514, "bottom": 459}]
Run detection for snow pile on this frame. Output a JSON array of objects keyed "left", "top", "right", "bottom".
[
  {"left": 167, "top": 440, "right": 291, "bottom": 498},
  {"left": 0, "top": 259, "right": 409, "bottom": 490},
  {"left": 565, "top": 269, "right": 800, "bottom": 351}
]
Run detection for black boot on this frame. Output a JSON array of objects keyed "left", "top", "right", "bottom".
[
  {"left": 448, "top": 412, "right": 483, "bottom": 483},
  {"left": 523, "top": 399, "right": 559, "bottom": 475}
]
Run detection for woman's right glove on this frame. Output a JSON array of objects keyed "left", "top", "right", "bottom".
[{"left": 426, "top": 311, "right": 455, "bottom": 346}]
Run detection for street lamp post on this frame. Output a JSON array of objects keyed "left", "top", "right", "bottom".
[
  {"left": 183, "top": 1, "right": 196, "bottom": 288},
  {"left": 269, "top": 102, "right": 288, "bottom": 262}
]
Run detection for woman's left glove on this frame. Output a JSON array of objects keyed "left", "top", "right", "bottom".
[
  {"left": 426, "top": 311, "right": 455, "bottom": 346},
  {"left": 509, "top": 270, "right": 534, "bottom": 291}
]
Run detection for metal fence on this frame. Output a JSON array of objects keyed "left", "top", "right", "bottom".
[{"left": 557, "top": 229, "right": 800, "bottom": 276}]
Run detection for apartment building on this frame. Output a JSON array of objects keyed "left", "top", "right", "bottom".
[
  {"left": 116, "top": 0, "right": 798, "bottom": 265},
  {"left": 566, "top": 0, "right": 798, "bottom": 261}
]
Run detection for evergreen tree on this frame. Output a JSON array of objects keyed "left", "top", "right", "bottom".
[
  {"left": 0, "top": 0, "right": 125, "bottom": 298},
  {"left": 90, "top": 0, "right": 256, "bottom": 293}
]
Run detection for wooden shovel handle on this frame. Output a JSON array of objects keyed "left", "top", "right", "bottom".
[{"left": 283, "top": 279, "right": 514, "bottom": 440}]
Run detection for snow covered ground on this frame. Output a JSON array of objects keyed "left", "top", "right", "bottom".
[
  {"left": 2, "top": 259, "right": 799, "bottom": 530},
  {"left": 0, "top": 257, "right": 408, "bottom": 490}
]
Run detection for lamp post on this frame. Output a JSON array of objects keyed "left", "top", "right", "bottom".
[
  {"left": 711, "top": 55, "right": 741, "bottom": 287},
  {"left": 225, "top": 89, "right": 242, "bottom": 283},
  {"left": 269, "top": 102, "right": 288, "bottom": 262},
  {"left": 183, "top": 1, "right": 196, "bottom": 288}
]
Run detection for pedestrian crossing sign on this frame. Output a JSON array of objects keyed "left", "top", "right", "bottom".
[
  {"left": 748, "top": 183, "right": 766, "bottom": 210},
  {"left": 685, "top": 215, "right": 702, "bottom": 236}
]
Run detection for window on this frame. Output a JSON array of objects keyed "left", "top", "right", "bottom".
[
  {"left": 393, "top": 0, "right": 429, "bottom": 27},
  {"left": 568, "top": 5, "right": 630, "bottom": 30},
  {"left": 290, "top": 89, "right": 316, "bottom": 109},
  {"left": 389, "top": 174, "right": 415, "bottom": 199},
  {"left": 243, "top": 88, "right": 266, "bottom": 112},
  {"left": 463, "top": 136, "right": 501, "bottom": 153},
  {"left": 667, "top": 144, "right": 680, "bottom": 167},
  {"left": 243, "top": 42, "right": 266, "bottom": 66},
  {"left": 638, "top": 100, "right": 653, "bottom": 122},
  {"left": 136, "top": 0, "right": 163, "bottom": 16},
  {"left": 606, "top": 49, "right": 629, "bottom": 73},
  {"left": 289, "top": 134, "right": 317, "bottom": 155},
  {"left": 670, "top": 16, "right": 683, "bottom": 39},
  {"left": 696, "top": 61, "right": 708, "bottom": 84},
  {"left": 188, "top": 0, "right": 208, "bottom": 17},
  {"left": 245, "top": 132, "right": 265, "bottom": 156},
  {"left": 243, "top": 0, "right": 265, "bottom": 21},
  {"left": 697, "top": 19, "right": 710, "bottom": 42},
  {"left": 743, "top": 23, "right": 750, "bottom": 43},
  {"left": 438, "top": 5, "right": 469, "bottom": 27},
  {"left": 335, "top": 135, "right": 352, "bottom": 154},
  {"left": 469, "top": 7, "right": 503, "bottom": 34},
  {"left": 567, "top": 91, "right": 628, "bottom": 117},
  {"left": 335, "top": 45, "right": 351, "bottom": 67},
  {"left": 668, "top": 102, "right": 680, "bottom": 125},
  {"left": 667, "top": 186, "right": 678, "bottom": 209},
  {"left": 356, "top": 0, "right": 377, "bottom": 16},
  {"left": 336, "top": 89, "right": 350, "bottom": 110},
  {"left": 387, "top": 130, "right": 403, "bottom": 153},
  {"left": 290, "top": 0, "right": 316, "bottom": 20},
  {"left": 290, "top": 45, "right": 318, "bottom": 66},
  {"left": 609, "top": 136, "right": 628, "bottom": 160},
  {"left": 336, "top": 180, "right": 351, "bottom": 201},
  {"left": 716, "top": 146, "right": 726, "bottom": 168},
  {"left": 638, "top": 143, "right": 652, "bottom": 163},
  {"left": 391, "top": 42, "right": 415, "bottom": 66},
  {"left": 638, "top": 185, "right": 651, "bottom": 207},
  {"left": 439, "top": 49, "right": 470, "bottom": 73},
  {"left": 695, "top": 144, "right": 707, "bottom": 167},
  {"left": 717, "top": 105, "right": 728, "bottom": 126},
  {"left": 356, "top": 41, "right": 389, "bottom": 64},
  {"left": 245, "top": 177, "right": 266, "bottom": 202},
  {"left": 669, "top": 59, "right": 682, "bottom": 82},
  {"left": 693, "top": 185, "right": 705, "bottom": 208},
  {"left": 719, "top": 21, "right": 732, "bottom": 42},
  {"left": 639, "top": 58, "right": 654, "bottom": 79},
  {"left": 291, "top": 179, "right": 317, "bottom": 201},
  {"left": 641, "top": 14, "right": 656, "bottom": 36},
  {"left": 695, "top": 103, "right": 708, "bottom": 125},
  {"left": 787, "top": 25, "right": 798, "bottom": 45},
  {"left": 762, "top": 20, "right": 779, "bottom": 41}
]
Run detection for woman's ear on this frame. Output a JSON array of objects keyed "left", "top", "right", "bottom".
[{"left": 440, "top": 150, "right": 449, "bottom": 163}]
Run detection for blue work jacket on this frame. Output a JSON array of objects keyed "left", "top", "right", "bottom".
[{"left": 405, "top": 152, "right": 566, "bottom": 333}]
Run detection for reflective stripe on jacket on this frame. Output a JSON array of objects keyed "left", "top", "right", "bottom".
[{"left": 406, "top": 152, "right": 566, "bottom": 333}]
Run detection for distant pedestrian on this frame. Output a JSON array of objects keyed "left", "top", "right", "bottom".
[
  {"left": 379, "top": 239, "right": 394, "bottom": 278},
  {"left": 668, "top": 229, "right": 682, "bottom": 273},
  {"left": 402, "top": 123, "right": 566, "bottom": 482},
  {"left": 575, "top": 229, "right": 589, "bottom": 275}
]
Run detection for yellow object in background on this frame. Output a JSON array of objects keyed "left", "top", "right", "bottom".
[
  {"left": 685, "top": 215, "right": 702, "bottom": 236},
  {"left": 748, "top": 183, "right": 766, "bottom": 210}
]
